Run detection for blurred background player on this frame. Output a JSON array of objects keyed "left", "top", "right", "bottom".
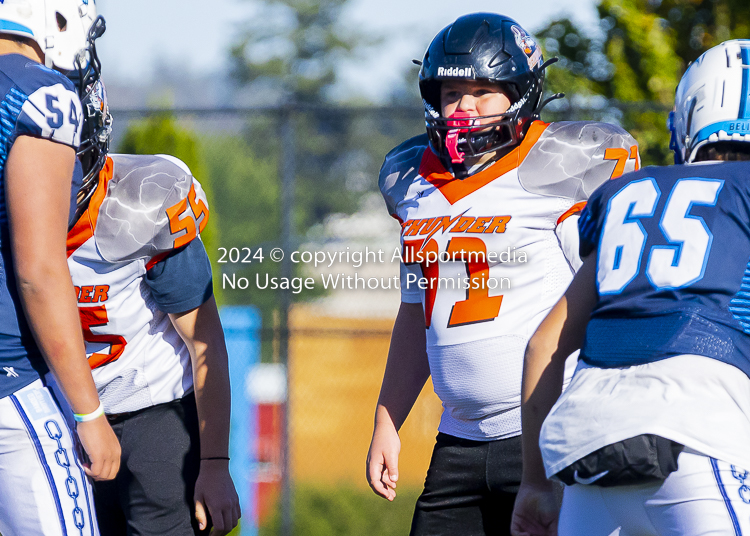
[
  {"left": 66, "top": 18, "right": 240, "bottom": 536},
  {"left": 0, "top": 1, "right": 122, "bottom": 535},
  {"left": 513, "top": 39, "right": 750, "bottom": 536},
  {"left": 366, "top": 12, "right": 639, "bottom": 536}
]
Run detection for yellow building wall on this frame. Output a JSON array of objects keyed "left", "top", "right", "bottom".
[{"left": 289, "top": 306, "right": 443, "bottom": 488}]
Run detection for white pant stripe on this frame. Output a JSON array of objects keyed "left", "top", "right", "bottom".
[{"left": 10, "top": 393, "right": 68, "bottom": 535}]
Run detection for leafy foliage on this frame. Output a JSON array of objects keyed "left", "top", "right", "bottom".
[
  {"left": 228, "top": 0, "right": 408, "bottom": 235},
  {"left": 259, "top": 485, "right": 421, "bottom": 536},
  {"left": 538, "top": 0, "right": 750, "bottom": 166},
  {"left": 201, "top": 132, "right": 281, "bottom": 323},
  {"left": 230, "top": 0, "right": 358, "bottom": 104}
]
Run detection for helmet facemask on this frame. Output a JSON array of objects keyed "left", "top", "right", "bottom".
[
  {"left": 70, "top": 15, "right": 111, "bottom": 219},
  {"left": 424, "top": 79, "right": 541, "bottom": 165}
]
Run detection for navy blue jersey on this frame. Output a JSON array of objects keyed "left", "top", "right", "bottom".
[
  {"left": 0, "top": 54, "right": 83, "bottom": 398},
  {"left": 579, "top": 161, "right": 750, "bottom": 376}
]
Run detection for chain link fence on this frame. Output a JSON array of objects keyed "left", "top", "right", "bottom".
[{"left": 110, "top": 99, "right": 669, "bottom": 535}]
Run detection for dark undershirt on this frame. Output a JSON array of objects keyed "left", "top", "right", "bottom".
[{"left": 145, "top": 238, "right": 213, "bottom": 314}]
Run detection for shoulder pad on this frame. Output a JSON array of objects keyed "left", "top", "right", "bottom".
[
  {"left": 379, "top": 134, "right": 429, "bottom": 216},
  {"left": 11, "top": 61, "right": 82, "bottom": 148},
  {"left": 10, "top": 58, "right": 77, "bottom": 96},
  {"left": 95, "top": 154, "right": 209, "bottom": 263},
  {"left": 518, "top": 121, "right": 639, "bottom": 202}
]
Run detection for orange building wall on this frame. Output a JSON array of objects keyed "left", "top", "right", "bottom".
[{"left": 288, "top": 306, "right": 443, "bottom": 488}]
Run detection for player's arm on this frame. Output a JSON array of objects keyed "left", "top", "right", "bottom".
[
  {"left": 169, "top": 297, "right": 240, "bottom": 535},
  {"left": 510, "top": 254, "right": 597, "bottom": 536},
  {"left": 367, "top": 301, "right": 430, "bottom": 501},
  {"left": 150, "top": 234, "right": 239, "bottom": 535},
  {"left": 6, "top": 135, "right": 120, "bottom": 481}
]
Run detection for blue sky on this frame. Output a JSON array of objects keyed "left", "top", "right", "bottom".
[{"left": 96, "top": 0, "right": 599, "bottom": 102}]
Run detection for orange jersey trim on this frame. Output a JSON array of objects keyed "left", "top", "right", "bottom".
[
  {"left": 145, "top": 251, "right": 171, "bottom": 271},
  {"left": 67, "top": 157, "right": 114, "bottom": 258},
  {"left": 556, "top": 201, "right": 587, "bottom": 226},
  {"left": 418, "top": 121, "right": 550, "bottom": 205}
]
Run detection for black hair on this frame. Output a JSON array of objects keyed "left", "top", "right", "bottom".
[
  {"left": 694, "top": 142, "right": 750, "bottom": 162},
  {"left": 0, "top": 34, "right": 32, "bottom": 46}
]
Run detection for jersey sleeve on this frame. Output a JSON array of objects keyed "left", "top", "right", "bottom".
[
  {"left": 145, "top": 237, "right": 213, "bottom": 313},
  {"left": 517, "top": 121, "right": 638, "bottom": 268},
  {"left": 400, "top": 262, "right": 422, "bottom": 303},
  {"left": 556, "top": 214, "right": 583, "bottom": 272},
  {"left": 518, "top": 121, "right": 640, "bottom": 203},
  {"left": 15, "top": 68, "right": 83, "bottom": 148},
  {"left": 379, "top": 134, "right": 429, "bottom": 217},
  {"left": 153, "top": 155, "right": 210, "bottom": 257},
  {"left": 94, "top": 154, "right": 210, "bottom": 263}
]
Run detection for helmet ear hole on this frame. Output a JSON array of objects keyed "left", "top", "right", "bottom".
[{"left": 56, "top": 12, "right": 67, "bottom": 32}]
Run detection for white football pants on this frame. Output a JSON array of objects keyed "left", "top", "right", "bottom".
[
  {"left": 0, "top": 379, "right": 99, "bottom": 536},
  {"left": 558, "top": 449, "right": 750, "bottom": 536}
]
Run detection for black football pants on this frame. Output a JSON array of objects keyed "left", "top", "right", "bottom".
[
  {"left": 410, "top": 432, "right": 522, "bottom": 536},
  {"left": 93, "top": 393, "right": 209, "bottom": 536}
]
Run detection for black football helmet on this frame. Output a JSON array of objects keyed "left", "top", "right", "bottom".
[
  {"left": 70, "top": 15, "right": 111, "bottom": 216},
  {"left": 419, "top": 13, "right": 557, "bottom": 165}
]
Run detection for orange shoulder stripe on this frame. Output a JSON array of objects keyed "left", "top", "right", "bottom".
[
  {"left": 556, "top": 201, "right": 587, "bottom": 226},
  {"left": 419, "top": 121, "right": 550, "bottom": 205},
  {"left": 67, "top": 157, "right": 114, "bottom": 258},
  {"left": 145, "top": 250, "right": 171, "bottom": 271}
]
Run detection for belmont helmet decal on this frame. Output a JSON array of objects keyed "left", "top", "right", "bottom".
[
  {"left": 511, "top": 25, "right": 542, "bottom": 69},
  {"left": 436, "top": 66, "right": 476, "bottom": 79}
]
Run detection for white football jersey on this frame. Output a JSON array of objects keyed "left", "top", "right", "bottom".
[
  {"left": 67, "top": 154, "right": 209, "bottom": 414},
  {"left": 380, "top": 121, "right": 640, "bottom": 440}
]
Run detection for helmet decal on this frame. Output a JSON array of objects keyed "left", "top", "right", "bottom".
[
  {"left": 511, "top": 25, "right": 542, "bottom": 69},
  {"left": 436, "top": 66, "right": 476, "bottom": 79},
  {"left": 423, "top": 99, "right": 440, "bottom": 119},
  {"left": 507, "top": 94, "right": 528, "bottom": 113}
]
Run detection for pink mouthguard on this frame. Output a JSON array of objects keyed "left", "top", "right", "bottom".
[{"left": 445, "top": 111, "right": 475, "bottom": 164}]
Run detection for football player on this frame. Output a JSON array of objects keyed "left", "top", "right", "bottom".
[
  {"left": 0, "top": 2, "right": 121, "bottom": 536},
  {"left": 65, "top": 20, "right": 240, "bottom": 536},
  {"left": 366, "top": 12, "right": 639, "bottom": 536},
  {"left": 512, "top": 40, "right": 750, "bottom": 536}
]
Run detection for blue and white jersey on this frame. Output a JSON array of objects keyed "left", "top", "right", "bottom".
[
  {"left": 578, "top": 161, "right": 750, "bottom": 376},
  {"left": 0, "top": 54, "right": 83, "bottom": 399}
]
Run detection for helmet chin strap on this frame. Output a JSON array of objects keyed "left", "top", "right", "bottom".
[{"left": 445, "top": 111, "right": 475, "bottom": 164}]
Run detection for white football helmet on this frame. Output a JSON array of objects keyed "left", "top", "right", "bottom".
[
  {"left": 669, "top": 39, "right": 750, "bottom": 164},
  {"left": 0, "top": 0, "right": 97, "bottom": 71}
]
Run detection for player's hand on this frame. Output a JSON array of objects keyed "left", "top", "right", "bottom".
[
  {"left": 76, "top": 416, "right": 121, "bottom": 481},
  {"left": 510, "top": 481, "right": 561, "bottom": 536},
  {"left": 366, "top": 421, "right": 401, "bottom": 501},
  {"left": 194, "top": 459, "right": 241, "bottom": 535}
]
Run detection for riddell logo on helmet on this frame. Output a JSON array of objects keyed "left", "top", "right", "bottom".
[{"left": 437, "top": 66, "right": 476, "bottom": 79}]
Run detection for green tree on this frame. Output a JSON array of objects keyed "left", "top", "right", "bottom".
[
  {"left": 201, "top": 133, "right": 280, "bottom": 316},
  {"left": 117, "top": 113, "right": 223, "bottom": 302},
  {"left": 230, "top": 0, "right": 386, "bottom": 232},
  {"left": 537, "top": 0, "right": 750, "bottom": 165},
  {"left": 231, "top": 0, "right": 358, "bottom": 104}
]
